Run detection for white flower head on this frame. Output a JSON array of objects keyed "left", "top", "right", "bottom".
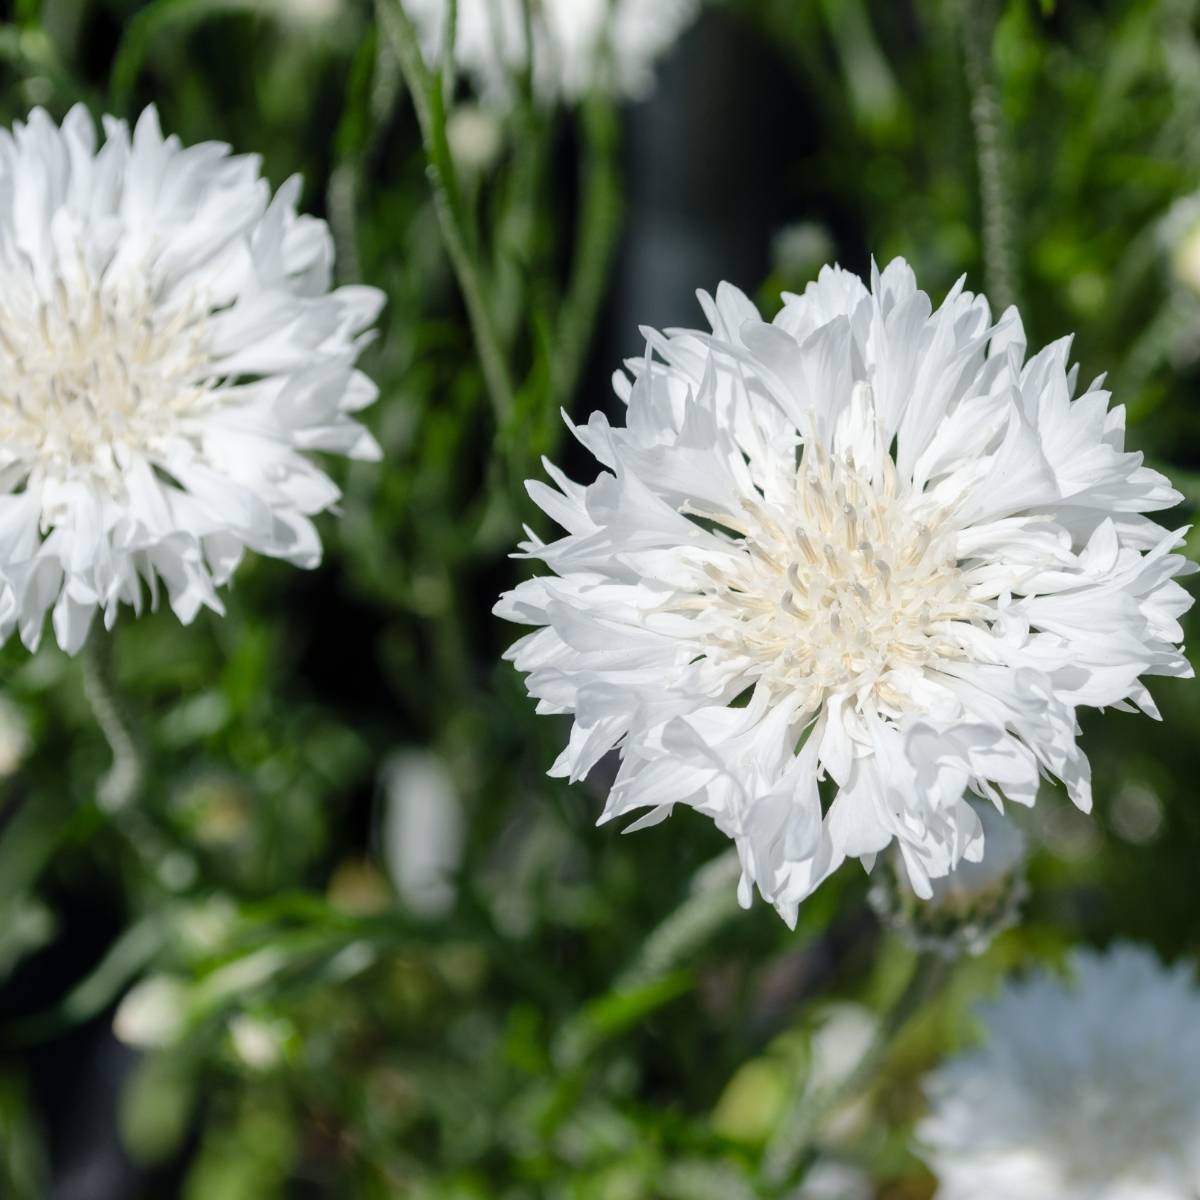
[
  {"left": 496, "top": 258, "right": 1194, "bottom": 926},
  {"left": 406, "top": 0, "right": 699, "bottom": 107},
  {"left": 919, "top": 944, "right": 1200, "bottom": 1199},
  {"left": 0, "top": 105, "right": 383, "bottom": 654}
]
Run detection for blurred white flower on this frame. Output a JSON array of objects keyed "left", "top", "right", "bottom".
[
  {"left": 0, "top": 105, "right": 383, "bottom": 654},
  {"left": 114, "top": 975, "right": 187, "bottom": 1049},
  {"left": 0, "top": 696, "right": 30, "bottom": 776},
  {"left": 406, "top": 0, "right": 699, "bottom": 106},
  {"left": 919, "top": 944, "right": 1200, "bottom": 1199},
  {"left": 381, "top": 750, "right": 465, "bottom": 919},
  {"left": 497, "top": 258, "right": 1194, "bottom": 926}
]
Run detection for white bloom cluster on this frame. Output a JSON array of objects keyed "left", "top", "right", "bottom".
[
  {"left": 405, "top": 0, "right": 699, "bottom": 106},
  {"left": 0, "top": 106, "right": 382, "bottom": 653},
  {"left": 497, "top": 259, "right": 1194, "bottom": 925},
  {"left": 919, "top": 944, "right": 1200, "bottom": 1199}
]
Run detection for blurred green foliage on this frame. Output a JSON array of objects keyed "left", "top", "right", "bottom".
[{"left": 0, "top": 0, "right": 1197, "bottom": 1196}]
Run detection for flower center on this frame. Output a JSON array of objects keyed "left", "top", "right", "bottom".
[
  {"left": 0, "top": 258, "right": 216, "bottom": 495},
  {"left": 694, "top": 446, "right": 978, "bottom": 716}
]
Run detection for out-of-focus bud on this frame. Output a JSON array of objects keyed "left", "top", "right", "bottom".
[
  {"left": 174, "top": 771, "right": 253, "bottom": 849},
  {"left": 870, "top": 799, "right": 1028, "bottom": 958},
  {"left": 1111, "top": 780, "right": 1165, "bottom": 845},
  {"left": 327, "top": 858, "right": 393, "bottom": 916},
  {"left": 175, "top": 895, "right": 238, "bottom": 959},
  {"left": 771, "top": 222, "right": 836, "bottom": 289},
  {"left": 0, "top": 697, "right": 30, "bottom": 777},
  {"left": 381, "top": 750, "right": 465, "bottom": 920},
  {"left": 114, "top": 976, "right": 188, "bottom": 1049},
  {"left": 1166, "top": 196, "right": 1200, "bottom": 294},
  {"left": 446, "top": 105, "right": 504, "bottom": 175},
  {"left": 228, "top": 1013, "right": 289, "bottom": 1071}
]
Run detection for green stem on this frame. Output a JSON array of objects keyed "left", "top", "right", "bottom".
[
  {"left": 377, "top": 0, "right": 517, "bottom": 427},
  {"left": 80, "top": 632, "right": 144, "bottom": 813},
  {"left": 962, "top": 0, "right": 1018, "bottom": 314},
  {"left": 553, "top": 95, "right": 623, "bottom": 411},
  {"left": 763, "top": 949, "right": 951, "bottom": 1188},
  {"left": 518, "top": 0, "right": 536, "bottom": 106},
  {"left": 440, "top": 0, "right": 459, "bottom": 103}
]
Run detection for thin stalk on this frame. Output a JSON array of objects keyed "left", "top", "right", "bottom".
[
  {"left": 962, "top": 0, "right": 1018, "bottom": 314},
  {"left": 518, "top": 0, "right": 536, "bottom": 107},
  {"left": 493, "top": 113, "right": 549, "bottom": 348},
  {"left": 377, "top": 0, "right": 517, "bottom": 426},
  {"left": 440, "top": 0, "right": 459, "bottom": 104},
  {"left": 763, "top": 949, "right": 952, "bottom": 1188},
  {"left": 327, "top": 34, "right": 403, "bottom": 287},
  {"left": 553, "top": 94, "right": 622, "bottom": 410},
  {"left": 80, "top": 631, "right": 144, "bottom": 813},
  {"left": 491, "top": 0, "right": 546, "bottom": 347}
]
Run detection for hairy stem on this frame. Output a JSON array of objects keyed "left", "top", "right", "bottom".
[
  {"left": 553, "top": 95, "right": 623, "bottom": 411},
  {"left": 80, "top": 632, "right": 144, "bottom": 813},
  {"left": 962, "top": 0, "right": 1018, "bottom": 314},
  {"left": 763, "top": 948, "right": 951, "bottom": 1188},
  {"left": 377, "top": 0, "right": 517, "bottom": 426}
]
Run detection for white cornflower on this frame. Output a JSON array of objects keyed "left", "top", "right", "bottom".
[
  {"left": 406, "top": 0, "right": 699, "bottom": 106},
  {"left": 919, "top": 944, "right": 1200, "bottom": 1199},
  {"left": 496, "top": 258, "right": 1194, "bottom": 925},
  {"left": 0, "top": 105, "right": 383, "bottom": 654}
]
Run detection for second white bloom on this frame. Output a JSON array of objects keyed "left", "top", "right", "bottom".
[{"left": 497, "top": 259, "right": 1194, "bottom": 924}]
